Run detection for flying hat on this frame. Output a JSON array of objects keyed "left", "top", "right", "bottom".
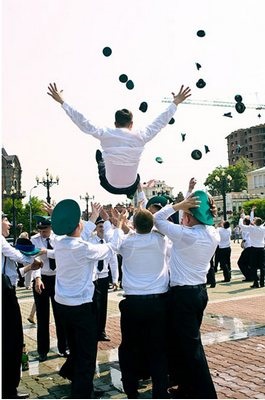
[
  {"left": 168, "top": 118, "right": 175, "bottom": 125},
  {"left": 191, "top": 149, "right": 202, "bottom": 160},
  {"left": 126, "top": 80, "right": 134, "bottom": 90},
  {"left": 195, "top": 62, "right": 202, "bottom": 70},
  {"left": 119, "top": 74, "right": 128, "bottom": 83},
  {"left": 181, "top": 133, "right": 186, "bottom": 142},
  {"left": 189, "top": 190, "right": 214, "bottom": 225},
  {"left": 102, "top": 47, "right": 112, "bottom": 57},
  {"left": 197, "top": 30, "right": 206, "bottom": 37},
  {"left": 235, "top": 102, "right": 246, "bottom": 114},
  {"left": 204, "top": 145, "right": 210, "bottom": 153},
  {"left": 146, "top": 195, "right": 168, "bottom": 210},
  {"left": 196, "top": 79, "right": 206, "bottom": 89},
  {"left": 223, "top": 112, "right": 233, "bottom": 118},
  {"left": 34, "top": 215, "right": 51, "bottom": 229},
  {"left": 234, "top": 94, "right": 243, "bottom": 103},
  {"left": 139, "top": 102, "right": 148, "bottom": 113},
  {"left": 15, "top": 238, "right": 41, "bottom": 256},
  {"left": 155, "top": 156, "right": 163, "bottom": 164},
  {"left": 51, "top": 199, "right": 81, "bottom": 235}
]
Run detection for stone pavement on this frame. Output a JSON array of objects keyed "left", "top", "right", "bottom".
[{"left": 16, "top": 242, "right": 265, "bottom": 399}]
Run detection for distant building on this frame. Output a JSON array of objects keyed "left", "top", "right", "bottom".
[
  {"left": 142, "top": 179, "right": 174, "bottom": 200},
  {"left": 2, "top": 147, "right": 24, "bottom": 197},
  {"left": 226, "top": 123, "right": 265, "bottom": 168},
  {"left": 247, "top": 166, "right": 265, "bottom": 197}
]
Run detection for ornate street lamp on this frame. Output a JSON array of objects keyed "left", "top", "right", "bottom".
[
  {"left": 3, "top": 185, "right": 26, "bottom": 244},
  {"left": 80, "top": 193, "right": 94, "bottom": 221},
  {"left": 215, "top": 170, "right": 232, "bottom": 220},
  {"left": 36, "top": 168, "right": 59, "bottom": 204}
]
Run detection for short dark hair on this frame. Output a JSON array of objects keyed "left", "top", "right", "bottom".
[
  {"left": 133, "top": 209, "right": 154, "bottom": 234},
  {"left": 223, "top": 221, "right": 230, "bottom": 229},
  {"left": 115, "top": 109, "right": 133, "bottom": 127}
]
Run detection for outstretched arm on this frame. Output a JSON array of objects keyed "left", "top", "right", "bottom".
[
  {"left": 143, "top": 84, "right": 192, "bottom": 143},
  {"left": 47, "top": 82, "right": 64, "bottom": 104}
]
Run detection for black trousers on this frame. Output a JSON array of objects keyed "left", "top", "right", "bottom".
[
  {"left": 93, "top": 276, "right": 109, "bottom": 337},
  {"left": 118, "top": 294, "right": 169, "bottom": 399},
  {"left": 168, "top": 285, "right": 217, "bottom": 399},
  {"left": 206, "top": 256, "right": 216, "bottom": 286},
  {"left": 218, "top": 247, "right": 231, "bottom": 281},
  {"left": 55, "top": 301, "right": 98, "bottom": 399},
  {"left": 250, "top": 247, "right": 265, "bottom": 286},
  {"left": 33, "top": 275, "right": 67, "bottom": 354},
  {"left": 237, "top": 247, "right": 255, "bottom": 280},
  {"left": 2, "top": 287, "right": 23, "bottom": 398},
  {"left": 97, "top": 160, "right": 140, "bottom": 197}
]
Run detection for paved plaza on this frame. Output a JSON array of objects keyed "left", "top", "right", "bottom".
[{"left": 16, "top": 242, "right": 265, "bottom": 399}]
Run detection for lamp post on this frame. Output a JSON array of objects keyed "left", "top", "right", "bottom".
[
  {"left": 36, "top": 168, "right": 59, "bottom": 204},
  {"left": 80, "top": 193, "right": 94, "bottom": 221},
  {"left": 29, "top": 185, "right": 37, "bottom": 237},
  {"left": 215, "top": 170, "right": 232, "bottom": 220},
  {"left": 3, "top": 186, "right": 25, "bottom": 244}
]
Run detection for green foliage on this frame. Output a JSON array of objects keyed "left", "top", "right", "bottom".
[
  {"left": 204, "top": 157, "right": 254, "bottom": 196},
  {"left": 2, "top": 196, "right": 47, "bottom": 235}
]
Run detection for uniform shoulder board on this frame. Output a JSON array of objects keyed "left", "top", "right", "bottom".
[{"left": 152, "top": 229, "right": 165, "bottom": 237}]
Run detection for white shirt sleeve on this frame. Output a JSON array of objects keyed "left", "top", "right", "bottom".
[{"left": 62, "top": 102, "right": 104, "bottom": 138}]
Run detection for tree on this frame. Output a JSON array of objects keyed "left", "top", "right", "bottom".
[
  {"left": 2, "top": 196, "right": 47, "bottom": 236},
  {"left": 204, "top": 157, "right": 254, "bottom": 196}
]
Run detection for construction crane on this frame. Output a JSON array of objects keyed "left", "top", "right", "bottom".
[{"left": 162, "top": 97, "right": 265, "bottom": 110}]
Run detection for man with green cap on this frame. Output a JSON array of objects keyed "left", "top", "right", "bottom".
[
  {"left": 50, "top": 199, "right": 121, "bottom": 399},
  {"left": 154, "top": 191, "right": 220, "bottom": 399}
]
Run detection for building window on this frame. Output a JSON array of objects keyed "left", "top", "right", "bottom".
[
  {"left": 250, "top": 153, "right": 253, "bottom": 157},
  {"left": 249, "top": 137, "right": 252, "bottom": 141}
]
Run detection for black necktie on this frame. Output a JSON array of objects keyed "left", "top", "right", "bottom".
[
  {"left": 97, "top": 239, "right": 104, "bottom": 272},
  {"left": 46, "top": 238, "right": 56, "bottom": 271}
]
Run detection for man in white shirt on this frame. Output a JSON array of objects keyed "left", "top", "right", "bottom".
[
  {"left": 216, "top": 220, "right": 232, "bottom": 282},
  {"left": 2, "top": 212, "right": 43, "bottom": 399},
  {"left": 47, "top": 83, "right": 191, "bottom": 197},
  {"left": 113, "top": 208, "right": 170, "bottom": 399},
  {"left": 239, "top": 216, "right": 265, "bottom": 288},
  {"left": 31, "top": 216, "right": 68, "bottom": 361},
  {"left": 154, "top": 191, "right": 219, "bottom": 399},
  {"left": 51, "top": 199, "right": 121, "bottom": 399}
]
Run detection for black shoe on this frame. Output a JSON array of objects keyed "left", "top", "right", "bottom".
[
  {"left": 209, "top": 283, "right": 216, "bottom": 288},
  {"left": 95, "top": 149, "right": 103, "bottom": 164},
  {"left": 98, "top": 333, "right": 110, "bottom": 342},
  {"left": 221, "top": 279, "right": 231, "bottom": 283},
  {"left": 38, "top": 353, "right": 47, "bottom": 362},
  {"left": 15, "top": 392, "right": 30, "bottom": 399},
  {"left": 250, "top": 283, "right": 260, "bottom": 288},
  {"left": 93, "top": 389, "right": 105, "bottom": 398}
]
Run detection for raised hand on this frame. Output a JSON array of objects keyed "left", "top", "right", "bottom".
[
  {"left": 47, "top": 82, "right": 64, "bottom": 104},
  {"left": 172, "top": 85, "right": 191, "bottom": 106}
]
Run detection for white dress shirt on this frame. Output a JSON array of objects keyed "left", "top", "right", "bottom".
[
  {"left": 89, "top": 234, "right": 119, "bottom": 283},
  {"left": 53, "top": 228, "right": 123, "bottom": 306},
  {"left": 113, "top": 229, "right": 169, "bottom": 295},
  {"left": 31, "top": 233, "right": 56, "bottom": 278},
  {"left": 154, "top": 205, "right": 220, "bottom": 286},
  {"left": 239, "top": 224, "right": 265, "bottom": 248},
  {"left": 1, "top": 236, "right": 33, "bottom": 286},
  {"left": 62, "top": 102, "right": 177, "bottom": 187},
  {"left": 216, "top": 227, "right": 231, "bottom": 248}
]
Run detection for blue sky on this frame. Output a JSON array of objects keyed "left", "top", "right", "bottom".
[{"left": 2, "top": 0, "right": 265, "bottom": 208}]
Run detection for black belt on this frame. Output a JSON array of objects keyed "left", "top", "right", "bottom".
[
  {"left": 171, "top": 284, "right": 206, "bottom": 290},
  {"left": 125, "top": 293, "right": 168, "bottom": 299}
]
